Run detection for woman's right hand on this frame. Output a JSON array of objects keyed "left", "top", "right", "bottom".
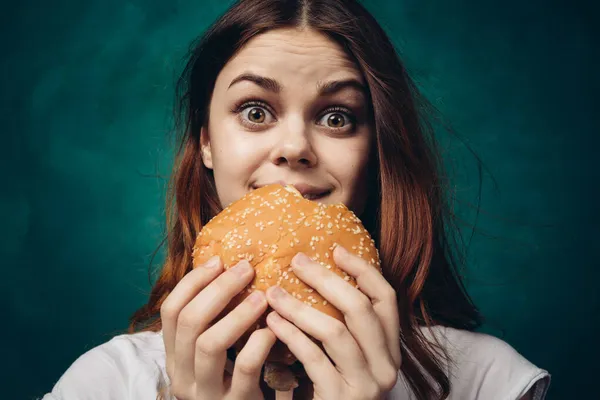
[{"left": 160, "top": 256, "right": 276, "bottom": 400}]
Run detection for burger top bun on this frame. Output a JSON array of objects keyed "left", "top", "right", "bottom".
[{"left": 191, "top": 183, "right": 382, "bottom": 368}]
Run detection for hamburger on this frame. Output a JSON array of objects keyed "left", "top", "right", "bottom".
[{"left": 192, "top": 183, "right": 381, "bottom": 392}]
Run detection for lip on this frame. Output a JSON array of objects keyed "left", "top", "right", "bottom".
[{"left": 252, "top": 180, "right": 332, "bottom": 199}]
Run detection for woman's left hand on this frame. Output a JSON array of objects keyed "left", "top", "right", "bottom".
[{"left": 265, "top": 245, "right": 402, "bottom": 400}]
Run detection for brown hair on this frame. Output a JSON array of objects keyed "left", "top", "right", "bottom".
[{"left": 127, "top": 0, "right": 484, "bottom": 398}]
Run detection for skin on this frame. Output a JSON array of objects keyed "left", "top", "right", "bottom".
[
  {"left": 200, "top": 27, "right": 372, "bottom": 216},
  {"left": 161, "top": 27, "right": 534, "bottom": 400}
]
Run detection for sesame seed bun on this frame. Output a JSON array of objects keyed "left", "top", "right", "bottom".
[{"left": 192, "top": 184, "right": 381, "bottom": 387}]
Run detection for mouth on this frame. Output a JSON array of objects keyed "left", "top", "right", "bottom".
[
  {"left": 252, "top": 182, "right": 332, "bottom": 201},
  {"left": 300, "top": 190, "right": 331, "bottom": 201}
]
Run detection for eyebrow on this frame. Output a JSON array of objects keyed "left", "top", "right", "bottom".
[{"left": 227, "top": 72, "right": 367, "bottom": 97}]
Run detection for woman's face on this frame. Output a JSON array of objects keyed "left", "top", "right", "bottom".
[{"left": 201, "top": 28, "right": 373, "bottom": 216}]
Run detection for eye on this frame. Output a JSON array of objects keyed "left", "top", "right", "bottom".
[
  {"left": 245, "top": 107, "right": 267, "bottom": 123},
  {"left": 318, "top": 107, "right": 355, "bottom": 130},
  {"left": 234, "top": 100, "right": 275, "bottom": 127}
]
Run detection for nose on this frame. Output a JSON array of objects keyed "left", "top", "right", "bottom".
[{"left": 270, "top": 119, "right": 317, "bottom": 168}]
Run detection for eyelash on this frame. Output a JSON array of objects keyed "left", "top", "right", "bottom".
[{"left": 231, "top": 99, "right": 357, "bottom": 131}]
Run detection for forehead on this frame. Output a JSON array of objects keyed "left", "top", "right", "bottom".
[{"left": 218, "top": 28, "right": 364, "bottom": 88}]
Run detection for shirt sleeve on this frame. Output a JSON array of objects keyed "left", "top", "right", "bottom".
[
  {"left": 39, "top": 345, "right": 129, "bottom": 400},
  {"left": 445, "top": 330, "right": 551, "bottom": 400},
  {"left": 523, "top": 373, "right": 551, "bottom": 400}
]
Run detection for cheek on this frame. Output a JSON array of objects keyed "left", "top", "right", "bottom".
[
  {"left": 323, "top": 140, "right": 370, "bottom": 181},
  {"left": 318, "top": 137, "right": 371, "bottom": 208},
  {"left": 210, "top": 121, "right": 266, "bottom": 170},
  {"left": 208, "top": 125, "right": 272, "bottom": 207}
]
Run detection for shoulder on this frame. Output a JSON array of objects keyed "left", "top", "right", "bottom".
[
  {"left": 429, "top": 326, "right": 551, "bottom": 399},
  {"left": 41, "top": 330, "right": 167, "bottom": 400},
  {"left": 388, "top": 326, "right": 551, "bottom": 400}
]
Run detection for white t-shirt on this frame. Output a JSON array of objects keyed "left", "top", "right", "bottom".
[{"left": 40, "top": 325, "right": 550, "bottom": 400}]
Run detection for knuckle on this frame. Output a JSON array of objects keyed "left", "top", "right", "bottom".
[
  {"left": 195, "top": 334, "right": 223, "bottom": 357},
  {"left": 234, "top": 329, "right": 274, "bottom": 375},
  {"left": 176, "top": 310, "right": 197, "bottom": 330},
  {"left": 383, "top": 286, "right": 397, "bottom": 303},
  {"left": 327, "top": 321, "right": 348, "bottom": 340},
  {"left": 354, "top": 295, "right": 373, "bottom": 313},
  {"left": 160, "top": 300, "right": 178, "bottom": 319},
  {"left": 234, "top": 356, "right": 261, "bottom": 376},
  {"left": 379, "top": 366, "right": 399, "bottom": 392}
]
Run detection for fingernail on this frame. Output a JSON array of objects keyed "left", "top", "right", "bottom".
[
  {"left": 268, "top": 286, "right": 287, "bottom": 299},
  {"left": 334, "top": 244, "right": 347, "bottom": 258},
  {"left": 247, "top": 291, "right": 264, "bottom": 305},
  {"left": 292, "top": 253, "right": 310, "bottom": 268},
  {"left": 204, "top": 256, "right": 220, "bottom": 269},
  {"left": 231, "top": 260, "right": 251, "bottom": 276},
  {"left": 268, "top": 311, "right": 282, "bottom": 322}
]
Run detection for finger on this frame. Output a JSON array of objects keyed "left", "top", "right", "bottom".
[
  {"left": 291, "top": 251, "right": 397, "bottom": 379},
  {"left": 160, "top": 256, "right": 223, "bottom": 379},
  {"left": 175, "top": 260, "right": 254, "bottom": 395},
  {"left": 229, "top": 328, "right": 277, "bottom": 399},
  {"left": 195, "top": 290, "right": 268, "bottom": 394},
  {"left": 266, "top": 311, "right": 340, "bottom": 396},
  {"left": 333, "top": 246, "right": 402, "bottom": 370},
  {"left": 265, "top": 285, "right": 367, "bottom": 384}
]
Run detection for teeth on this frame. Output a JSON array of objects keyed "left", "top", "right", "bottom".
[{"left": 302, "top": 193, "right": 325, "bottom": 200}]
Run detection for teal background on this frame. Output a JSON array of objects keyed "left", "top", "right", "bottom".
[{"left": 2, "top": 0, "right": 597, "bottom": 398}]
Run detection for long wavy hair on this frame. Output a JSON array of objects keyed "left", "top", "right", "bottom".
[{"left": 127, "top": 0, "right": 485, "bottom": 398}]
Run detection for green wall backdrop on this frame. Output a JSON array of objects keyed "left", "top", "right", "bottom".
[{"left": 2, "top": 0, "right": 597, "bottom": 398}]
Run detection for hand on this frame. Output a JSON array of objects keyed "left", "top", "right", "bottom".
[
  {"left": 264, "top": 246, "right": 402, "bottom": 400},
  {"left": 160, "top": 257, "right": 276, "bottom": 400}
]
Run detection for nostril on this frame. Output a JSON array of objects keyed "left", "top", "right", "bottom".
[{"left": 274, "top": 157, "right": 312, "bottom": 167}]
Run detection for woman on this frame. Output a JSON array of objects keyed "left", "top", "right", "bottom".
[{"left": 42, "top": 0, "right": 550, "bottom": 399}]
